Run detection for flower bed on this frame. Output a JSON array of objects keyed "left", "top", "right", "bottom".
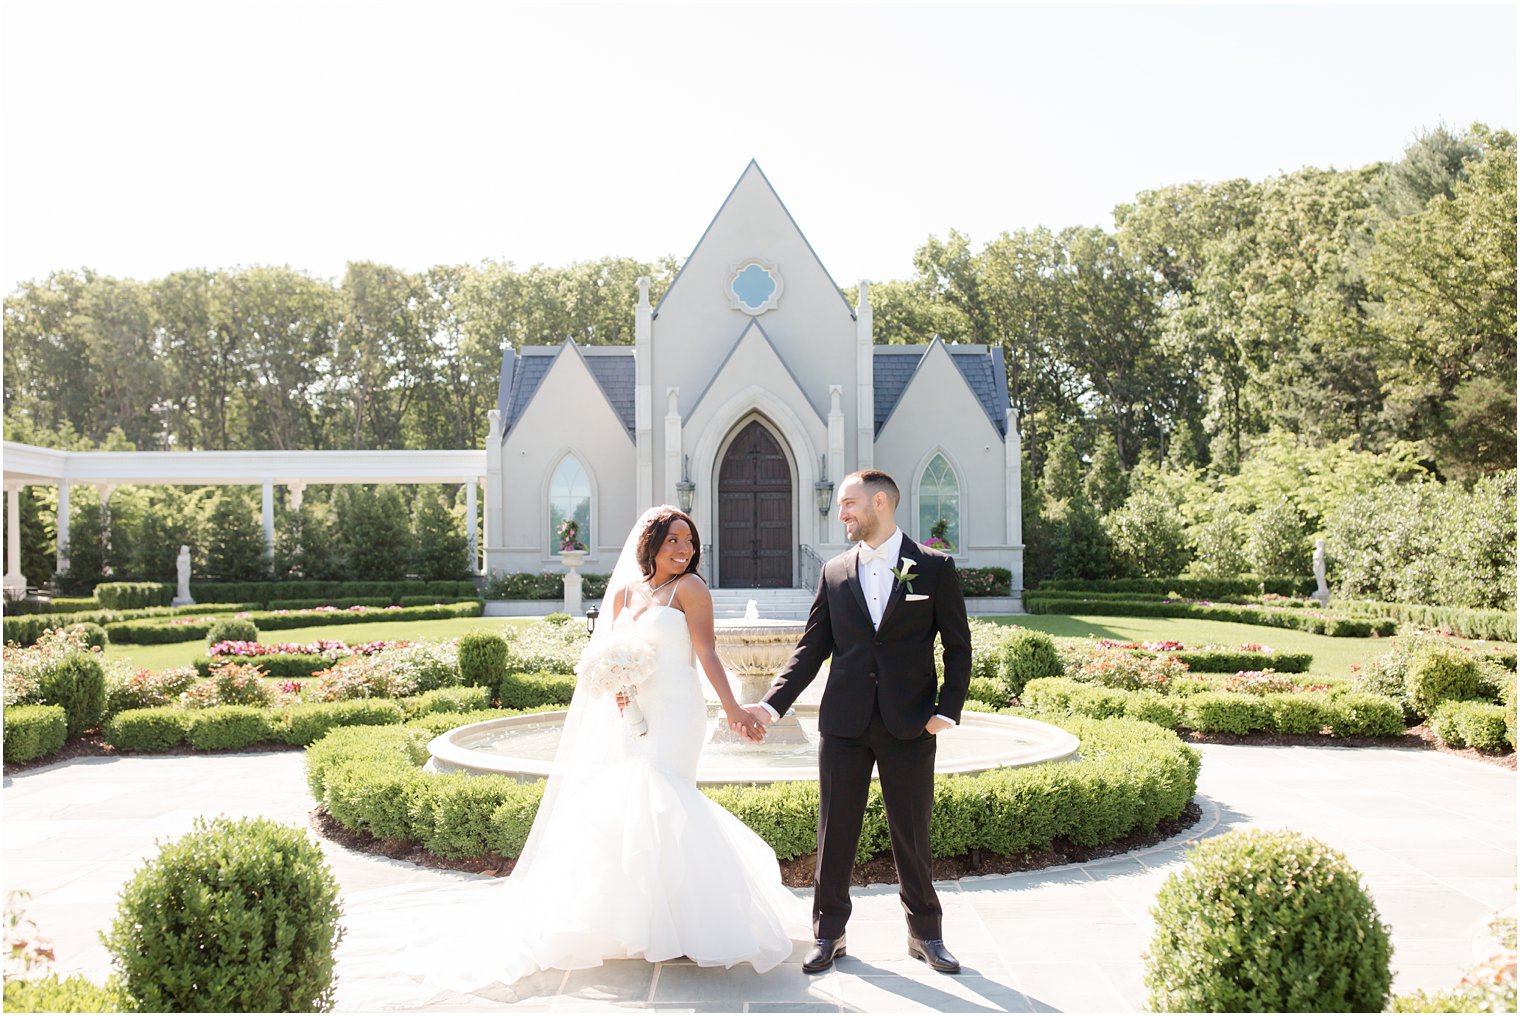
[
  {"left": 103, "top": 601, "right": 484, "bottom": 644},
  {"left": 304, "top": 713, "right": 1200, "bottom": 862}
]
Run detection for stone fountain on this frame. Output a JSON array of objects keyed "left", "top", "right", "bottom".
[
  {"left": 709, "top": 599, "right": 808, "bottom": 745},
  {"left": 425, "top": 602, "right": 1081, "bottom": 785}
]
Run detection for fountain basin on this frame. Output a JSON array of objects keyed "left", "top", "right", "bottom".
[{"left": 426, "top": 706, "right": 1079, "bottom": 785}]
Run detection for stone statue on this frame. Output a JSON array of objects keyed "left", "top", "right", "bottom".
[
  {"left": 172, "top": 544, "right": 195, "bottom": 606},
  {"left": 1312, "top": 538, "right": 1330, "bottom": 607}
]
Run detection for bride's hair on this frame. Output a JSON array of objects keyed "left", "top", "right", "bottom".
[{"left": 635, "top": 505, "right": 702, "bottom": 579}]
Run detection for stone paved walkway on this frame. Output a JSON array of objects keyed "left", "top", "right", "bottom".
[{"left": 3, "top": 742, "right": 1514, "bottom": 1012}]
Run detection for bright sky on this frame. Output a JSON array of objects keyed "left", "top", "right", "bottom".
[{"left": 1, "top": 2, "right": 1514, "bottom": 296}]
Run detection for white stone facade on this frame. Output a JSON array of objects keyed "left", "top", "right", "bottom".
[{"left": 487, "top": 162, "right": 1024, "bottom": 597}]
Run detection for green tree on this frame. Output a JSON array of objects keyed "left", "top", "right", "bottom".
[
  {"left": 273, "top": 499, "right": 344, "bottom": 581},
  {"left": 1244, "top": 498, "right": 1313, "bottom": 578},
  {"left": 1105, "top": 487, "right": 1191, "bottom": 578},
  {"left": 1084, "top": 432, "right": 1128, "bottom": 514},
  {"left": 410, "top": 489, "right": 469, "bottom": 580},
  {"left": 1041, "top": 427, "right": 1084, "bottom": 502},
  {"left": 337, "top": 485, "right": 410, "bottom": 581},
  {"left": 1368, "top": 125, "right": 1517, "bottom": 480},
  {"left": 202, "top": 491, "right": 267, "bottom": 582}
]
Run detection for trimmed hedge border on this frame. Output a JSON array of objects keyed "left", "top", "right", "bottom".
[
  {"left": 1430, "top": 700, "right": 1514, "bottom": 753},
  {"left": 189, "top": 579, "right": 478, "bottom": 606},
  {"left": 104, "top": 601, "right": 484, "bottom": 644},
  {"left": 1337, "top": 600, "right": 1516, "bottom": 643},
  {"left": 303, "top": 713, "right": 1201, "bottom": 862},
  {"left": 3, "top": 704, "right": 69, "bottom": 763},
  {"left": 96, "top": 582, "right": 174, "bottom": 609},
  {"left": 1041, "top": 576, "right": 1312, "bottom": 598},
  {"left": 192, "top": 653, "right": 331, "bottom": 678},
  {"left": 4, "top": 603, "right": 259, "bottom": 646},
  {"left": 1023, "top": 677, "right": 1406, "bottom": 738},
  {"left": 1170, "top": 650, "right": 1313, "bottom": 674},
  {"left": 1025, "top": 594, "right": 1398, "bottom": 637}
]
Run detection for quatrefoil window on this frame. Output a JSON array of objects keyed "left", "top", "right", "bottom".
[{"left": 726, "top": 260, "right": 783, "bottom": 315}]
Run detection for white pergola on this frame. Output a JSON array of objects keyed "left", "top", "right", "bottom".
[{"left": 1, "top": 441, "right": 488, "bottom": 596}]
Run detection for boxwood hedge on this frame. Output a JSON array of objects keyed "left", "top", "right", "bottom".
[
  {"left": 303, "top": 713, "right": 1201, "bottom": 862},
  {"left": 3, "top": 704, "right": 68, "bottom": 763},
  {"left": 1024, "top": 677, "right": 1405, "bottom": 738},
  {"left": 104, "top": 601, "right": 484, "bottom": 644}
]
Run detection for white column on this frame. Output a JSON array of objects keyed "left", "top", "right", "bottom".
[
  {"left": 485, "top": 409, "right": 504, "bottom": 573},
  {"left": 465, "top": 479, "right": 479, "bottom": 574},
  {"left": 635, "top": 276, "right": 654, "bottom": 511},
  {"left": 286, "top": 481, "right": 306, "bottom": 512},
  {"left": 4, "top": 483, "right": 27, "bottom": 598},
  {"left": 1006, "top": 405, "right": 1024, "bottom": 604},
  {"left": 827, "top": 384, "right": 845, "bottom": 545},
  {"left": 855, "top": 280, "right": 874, "bottom": 471},
  {"left": 261, "top": 480, "right": 275, "bottom": 561},
  {"left": 663, "top": 388, "right": 682, "bottom": 505},
  {"left": 55, "top": 481, "right": 70, "bottom": 574},
  {"left": 97, "top": 484, "right": 116, "bottom": 576}
]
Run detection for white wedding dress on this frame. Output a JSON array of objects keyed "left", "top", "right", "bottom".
[{"left": 334, "top": 603, "right": 805, "bottom": 1009}]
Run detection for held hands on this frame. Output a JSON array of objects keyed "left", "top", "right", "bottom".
[
  {"left": 725, "top": 706, "right": 765, "bottom": 743},
  {"left": 924, "top": 716, "right": 954, "bottom": 736}
]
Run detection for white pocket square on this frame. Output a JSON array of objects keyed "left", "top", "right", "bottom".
[{"left": 905, "top": 593, "right": 930, "bottom": 602}]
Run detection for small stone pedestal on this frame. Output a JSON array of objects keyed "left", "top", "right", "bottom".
[{"left": 560, "top": 550, "right": 587, "bottom": 615}]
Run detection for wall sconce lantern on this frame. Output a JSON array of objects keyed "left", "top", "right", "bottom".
[
  {"left": 814, "top": 455, "right": 834, "bottom": 516},
  {"left": 676, "top": 454, "right": 696, "bottom": 514}
]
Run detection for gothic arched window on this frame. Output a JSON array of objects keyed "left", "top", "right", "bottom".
[
  {"left": 548, "top": 456, "right": 591, "bottom": 552},
  {"left": 918, "top": 454, "right": 959, "bottom": 551}
]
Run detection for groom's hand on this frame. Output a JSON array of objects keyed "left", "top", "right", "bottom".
[
  {"left": 924, "top": 716, "right": 954, "bottom": 736},
  {"left": 742, "top": 704, "right": 773, "bottom": 730}
]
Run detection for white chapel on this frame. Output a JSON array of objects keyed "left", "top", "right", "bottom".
[{"left": 482, "top": 162, "right": 1024, "bottom": 598}]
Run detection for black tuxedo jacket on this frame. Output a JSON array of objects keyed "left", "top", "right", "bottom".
[{"left": 762, "top": 536, "right": 973, "bottom": 740}]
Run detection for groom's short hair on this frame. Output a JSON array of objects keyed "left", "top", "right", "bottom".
[{"left": 846, "top": 469, "right": 899, "bottom": 509}]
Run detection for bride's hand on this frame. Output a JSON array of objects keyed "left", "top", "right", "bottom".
[
  {"left": 616, "top": 691, "right": 630, "bottom": 713},
  {"left": 725, "top": 707, "right": 763, "bottom": 742}
]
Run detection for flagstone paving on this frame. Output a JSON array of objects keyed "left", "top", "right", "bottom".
[{"left": 3, "top": 742, "right": 1514, "bottom": 1012}]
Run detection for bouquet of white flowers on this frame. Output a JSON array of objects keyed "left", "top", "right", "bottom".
[{"left": 574, "top": 630, "right": 657, "bottom": 735}]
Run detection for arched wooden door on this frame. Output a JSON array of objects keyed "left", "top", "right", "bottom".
[{"left": 717, "top": 421, "right": 793, "bottom": 588}]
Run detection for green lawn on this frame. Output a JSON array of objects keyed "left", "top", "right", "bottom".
[
  {"left": 96, "top": 610, "right": 1424, "bottom": 679},
  {"left": 983, "top": 614, "right": 1397, "bottom": 679},
  {"left": 101, "top": 616, "right": 537, "bottom": 672}
]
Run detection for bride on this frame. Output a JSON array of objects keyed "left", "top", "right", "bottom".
[{"left": 335, "top": 506, "right": 806, "bottom": 1007}]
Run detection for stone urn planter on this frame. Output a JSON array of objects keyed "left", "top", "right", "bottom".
[{"left": 560, "top": 549, "right": 587, "bottom": 614}]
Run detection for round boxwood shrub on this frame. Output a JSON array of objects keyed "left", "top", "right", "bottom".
[
  {"left": 38, "top": 651, "right": 107, "bottom": 737},
  {"left": 206, "top": 617, "right": 259, "bottom": 646},
  {"left": 1430, "top": 700, "right": 1512, "bottom": 753},
  {"left": 458, "top": 630, "right": 509, "bottom": 688},
  {"left": 2, "top": 704, "right": 68, "bottom": 763},
  {"left": 1145, "top": 829, "right": 1392, "bottom": 1012},
  {"left": 64, "top": 621, "right": 109, "bottom": 650},
  {"left": 184, "top": 706, "right": 274, "bottom": 750},
  {"left": 104, "top": 707, "right": 191, "bottom": 753},
  {"left": 104, "top": 815, "right": 343, "bottom": 1012},
  {"left": 1000, "top": 628, "right": 1064, "bottom": 699},
  {"left": 1404, "top": 648, "right": 1487, "bottom": 720}
]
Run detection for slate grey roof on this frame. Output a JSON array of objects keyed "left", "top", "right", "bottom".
[
  {"left": 873, "top": 344, "right": 1008, "bottom": 438},
  {"left": 501, "top": 342, "right": 636, "bottom": 441}
]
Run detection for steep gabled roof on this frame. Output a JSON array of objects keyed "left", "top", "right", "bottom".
[
  {"left": 501, "top": 340, "right": 636, "bottom": 440},
  {"left": 653, "top": 159, "right": 856, "bottom": 322},
  {"left": 686, "top": 318, "right": 825, "bottom": 423},
  {"left": 873, "top": 342, "right": 1008, "bottom": 438}
]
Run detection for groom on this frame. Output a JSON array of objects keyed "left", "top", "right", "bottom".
[{"left": 745, "top": 469, "right": 971, "bottom": 975}]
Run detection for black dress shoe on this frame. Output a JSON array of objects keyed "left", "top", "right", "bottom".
[
  {"left": 908, "top": 936, "right": 961, "bottom": 974},
  {"left": 802, "top": 935, "right": 846, "bottom": 973}
]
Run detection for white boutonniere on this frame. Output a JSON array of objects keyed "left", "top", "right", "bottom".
[{"left": 891, "top": 556, "right": 918, "bottom": 593}]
